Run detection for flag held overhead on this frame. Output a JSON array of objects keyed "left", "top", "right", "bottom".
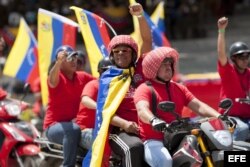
[{"left": 70, "top": 6, "right": 114, "bottom": 77}]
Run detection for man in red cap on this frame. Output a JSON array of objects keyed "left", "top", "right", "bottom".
[{"left": 134, "top": 47, "right": 220, "bottom": 167}]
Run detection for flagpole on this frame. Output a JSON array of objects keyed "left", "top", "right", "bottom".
[{"left": 101, "top": 18, "right": 117, "bottom": 36}]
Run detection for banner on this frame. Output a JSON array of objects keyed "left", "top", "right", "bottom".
[
  {"left": 3, "top": 18, "right": 39, "bottom": 88},
  {"left": 83, "top": 67, "right": 133, "bottom": 167},
  {"left": 71, "top": 6, "right": 114, "bottom": 77},
  {"left": 38, "top": 8, "right": 78, "bottom": 106}
]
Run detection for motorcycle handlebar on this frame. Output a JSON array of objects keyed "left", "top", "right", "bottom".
[
  {"left": 166, "top": 118, "right": 200, "bottom": 132},
  {"left": 235, "top": 98, "right": 250, "bottom": 105}
]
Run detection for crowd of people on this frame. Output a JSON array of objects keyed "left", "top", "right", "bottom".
[{"left": 0, "top": 1, "right": 250, "bottom": 167}]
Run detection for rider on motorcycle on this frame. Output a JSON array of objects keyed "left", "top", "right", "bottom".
[
  {"left": 76, "top": 57, "right": 113, "bottom": 167},
  {"left": 134, "top": 46, "right": 221, "bottom": 167},
  {"left": 217, "top": 17, "right": 250, "bottom": 141},
  {"left": 43, "top": 45, "right": 95, "bottom": 167}
]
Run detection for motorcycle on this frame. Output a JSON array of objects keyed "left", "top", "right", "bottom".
[
  {"left": 234, "top": 96, "right": 250, "bottom": 143},
  {"left": 35, "top": 135, "right": 128, "bottom": 167},
  {"left": 0, "top": 84, "right": 41, "bottom": 167},
  {"left": 159, "top": 98, "right": 238, "bottom": 167},
  {"left": 35, "top": 136, "right": 87, "bottom": 167}
]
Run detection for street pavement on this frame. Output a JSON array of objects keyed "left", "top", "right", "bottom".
[{"left": 171, "top": 10, "right": 250, "bottom": 75}]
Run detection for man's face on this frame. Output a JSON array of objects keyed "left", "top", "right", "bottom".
[
  {"left": 61, "top": 54, "right": 77, "bottom": 73},
  {"left": 76, "top": 56, "right": 85, "bottom": 71},
  {"left": 233, "top": 52, "right": 250, "bottom": 70},
  {"left": 112, "top": 45, "right": 133, "bottom": 68},
  {"left": 157, "top": 58, "right": 173, "bottom": 81}
]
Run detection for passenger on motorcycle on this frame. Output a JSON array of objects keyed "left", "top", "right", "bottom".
[
  {"left": 134, "top": 47, "right": 221, "bottom": 167},
  {"left": 43, "top": 45, "right": 95, "bottom": 167},
  {"left": 107, "top": 3, "right": 152, "bottom": 167},
  {"left": 76, "top": 57, "right": 113, "bottom": 167},
  {"left": 76, "top": 50, "right": 87, "bottom": 71},
  {"left": 217, "top": 17, "right": 250, "bottom": 141}
]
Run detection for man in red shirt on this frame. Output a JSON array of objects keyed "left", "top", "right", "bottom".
[
  {"left": 107, "top": 3, "right": 152, "bottom": 167},
  {"left": 217, "top": 17, "right": 250, "bottom": 141},
  {"left": 76, "top": 57, "right": 112, "bottom": 167},
  {"left": 134, "top": 47, "right": 220, "bottom": 167},
  {"left": 43, "top": 45, "right": 95, "bottom": 167}
]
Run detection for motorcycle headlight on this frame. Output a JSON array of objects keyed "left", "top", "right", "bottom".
[{"left": 5, "top": 103, "right": 21, "bottom": 116}]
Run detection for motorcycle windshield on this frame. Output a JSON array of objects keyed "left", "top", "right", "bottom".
[
  {"left": 208, "top": 118, "right": 226, "bottom": 130},
  {"left": 201, "top": 118, "right": 233, "bottom": 150}
]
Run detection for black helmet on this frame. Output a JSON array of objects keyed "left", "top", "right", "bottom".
[
  {"left": 55, "top": 45, "right": 77, "bottom": 60},
  {"left": 229, "top": 42, "right": 250, "bottom": 59},
  {"left": 98, "top": 57, "right": 112, "bottom": 74}
]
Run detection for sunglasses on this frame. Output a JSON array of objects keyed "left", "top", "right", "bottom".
[{"left": 112, "top": 48, "right": 132, "bottom": 54}]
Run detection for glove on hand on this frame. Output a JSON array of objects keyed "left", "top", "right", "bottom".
[{"left": 150, "top": 117, "right": 167, "bottom": 132}]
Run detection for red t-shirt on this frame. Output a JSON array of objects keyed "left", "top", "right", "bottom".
[
  {"left": 76, "top": 79, "right": 99, "bottom": 129},
  {"left": 134, "top": 81, "right": 194, "bottom": 141},
  {"left": 218, "top": 61, "right": 250, "bottom": 118},
  {"left": 43, "top": 71, "right": 95, "bottom": 129},
  {"left": 0, "top": 87, "right": 7, "bottom": 100},
  {"left": 115, "top": 58, "right": 145, "bottom": 123}
]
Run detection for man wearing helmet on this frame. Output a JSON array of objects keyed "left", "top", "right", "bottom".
[
  {"left": 134, "top": 47, "right": 221, "bottom": 167},
  {"left": 217, "top": 17, "right": 250, "bottom": 141},
  {"left": 76, "top": 50, "right": 87, "bottom": 71},
  {"left": 76, "top": 57, "right": 112, "bottom": 167},
  {"left": 43, "top": 45, "right": 95, "bottom": 167},
  {"left": 107, "top": 3, "right": 152, "bottom": 167}
]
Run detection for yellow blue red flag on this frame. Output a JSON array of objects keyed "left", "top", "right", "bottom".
[
  {"left": 145, "top": 11, "right": 171, "bottom": 47},
  {"left": 38, "top": 8, "right": 78, "bottom": 106},
  {"left": 129, "top": 0, "right": 170, "bottom": 48},
  {"left": 70, "top": 6, "right": 114, "bottom": 77},
  {"left": 150, "top": 1, "right": 166, "bottom": 33},
  {"left": 3, "top": 18, "right": 39, "bottom": 88},
  {"left": 83, "top": 67, "right": 133, "bottom": 167}
]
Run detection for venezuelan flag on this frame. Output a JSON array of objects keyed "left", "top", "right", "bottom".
[
  {"left": 38, "top": 8, "right": 78, "bottom": 106},
  {"left": 150, "top": 1, "right": 166, "bottom": 33},
  {"left": 3, "top": 18, "right": 39, "bottom": 88},
  {"left": 83, "top": 67, "right": 133, "bottom": 167},
  {"left": 144, "top": 12, "right": 171, "bottom": 47},
  {"left": 129, "top": 0, "right": 170, "bottom": 48},
  {"left": 70, "top": 6, "right": 112, "bottom": 77}
]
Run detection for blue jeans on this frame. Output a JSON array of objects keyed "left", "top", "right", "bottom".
[
  {"left": 80, "top": 128, "right": 93, "bottom": 150},
  {"left": 46, "top": 122, "right": 81, "bottom": 167},
  {"left": 232, "top": 117, "right": 250, "bottom": 141},
  {"left": 144, "top": 139, "right": 172, "bottom": 167}
]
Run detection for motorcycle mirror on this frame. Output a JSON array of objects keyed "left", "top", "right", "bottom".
[
  {"left": 23, "top": 83, "right": 30, "bottom": 94},
  {"left": 219, "top": 98, "right": 233, "bottom": 110},
  {"left": 158, "top": 101, "right": 181, "bottom": 120},
  {"left": 20, "top": 83, "right": 30, "bottom": 101},
  {"left": 158, "top": 101, "right": 175, "bottom": 112}
]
